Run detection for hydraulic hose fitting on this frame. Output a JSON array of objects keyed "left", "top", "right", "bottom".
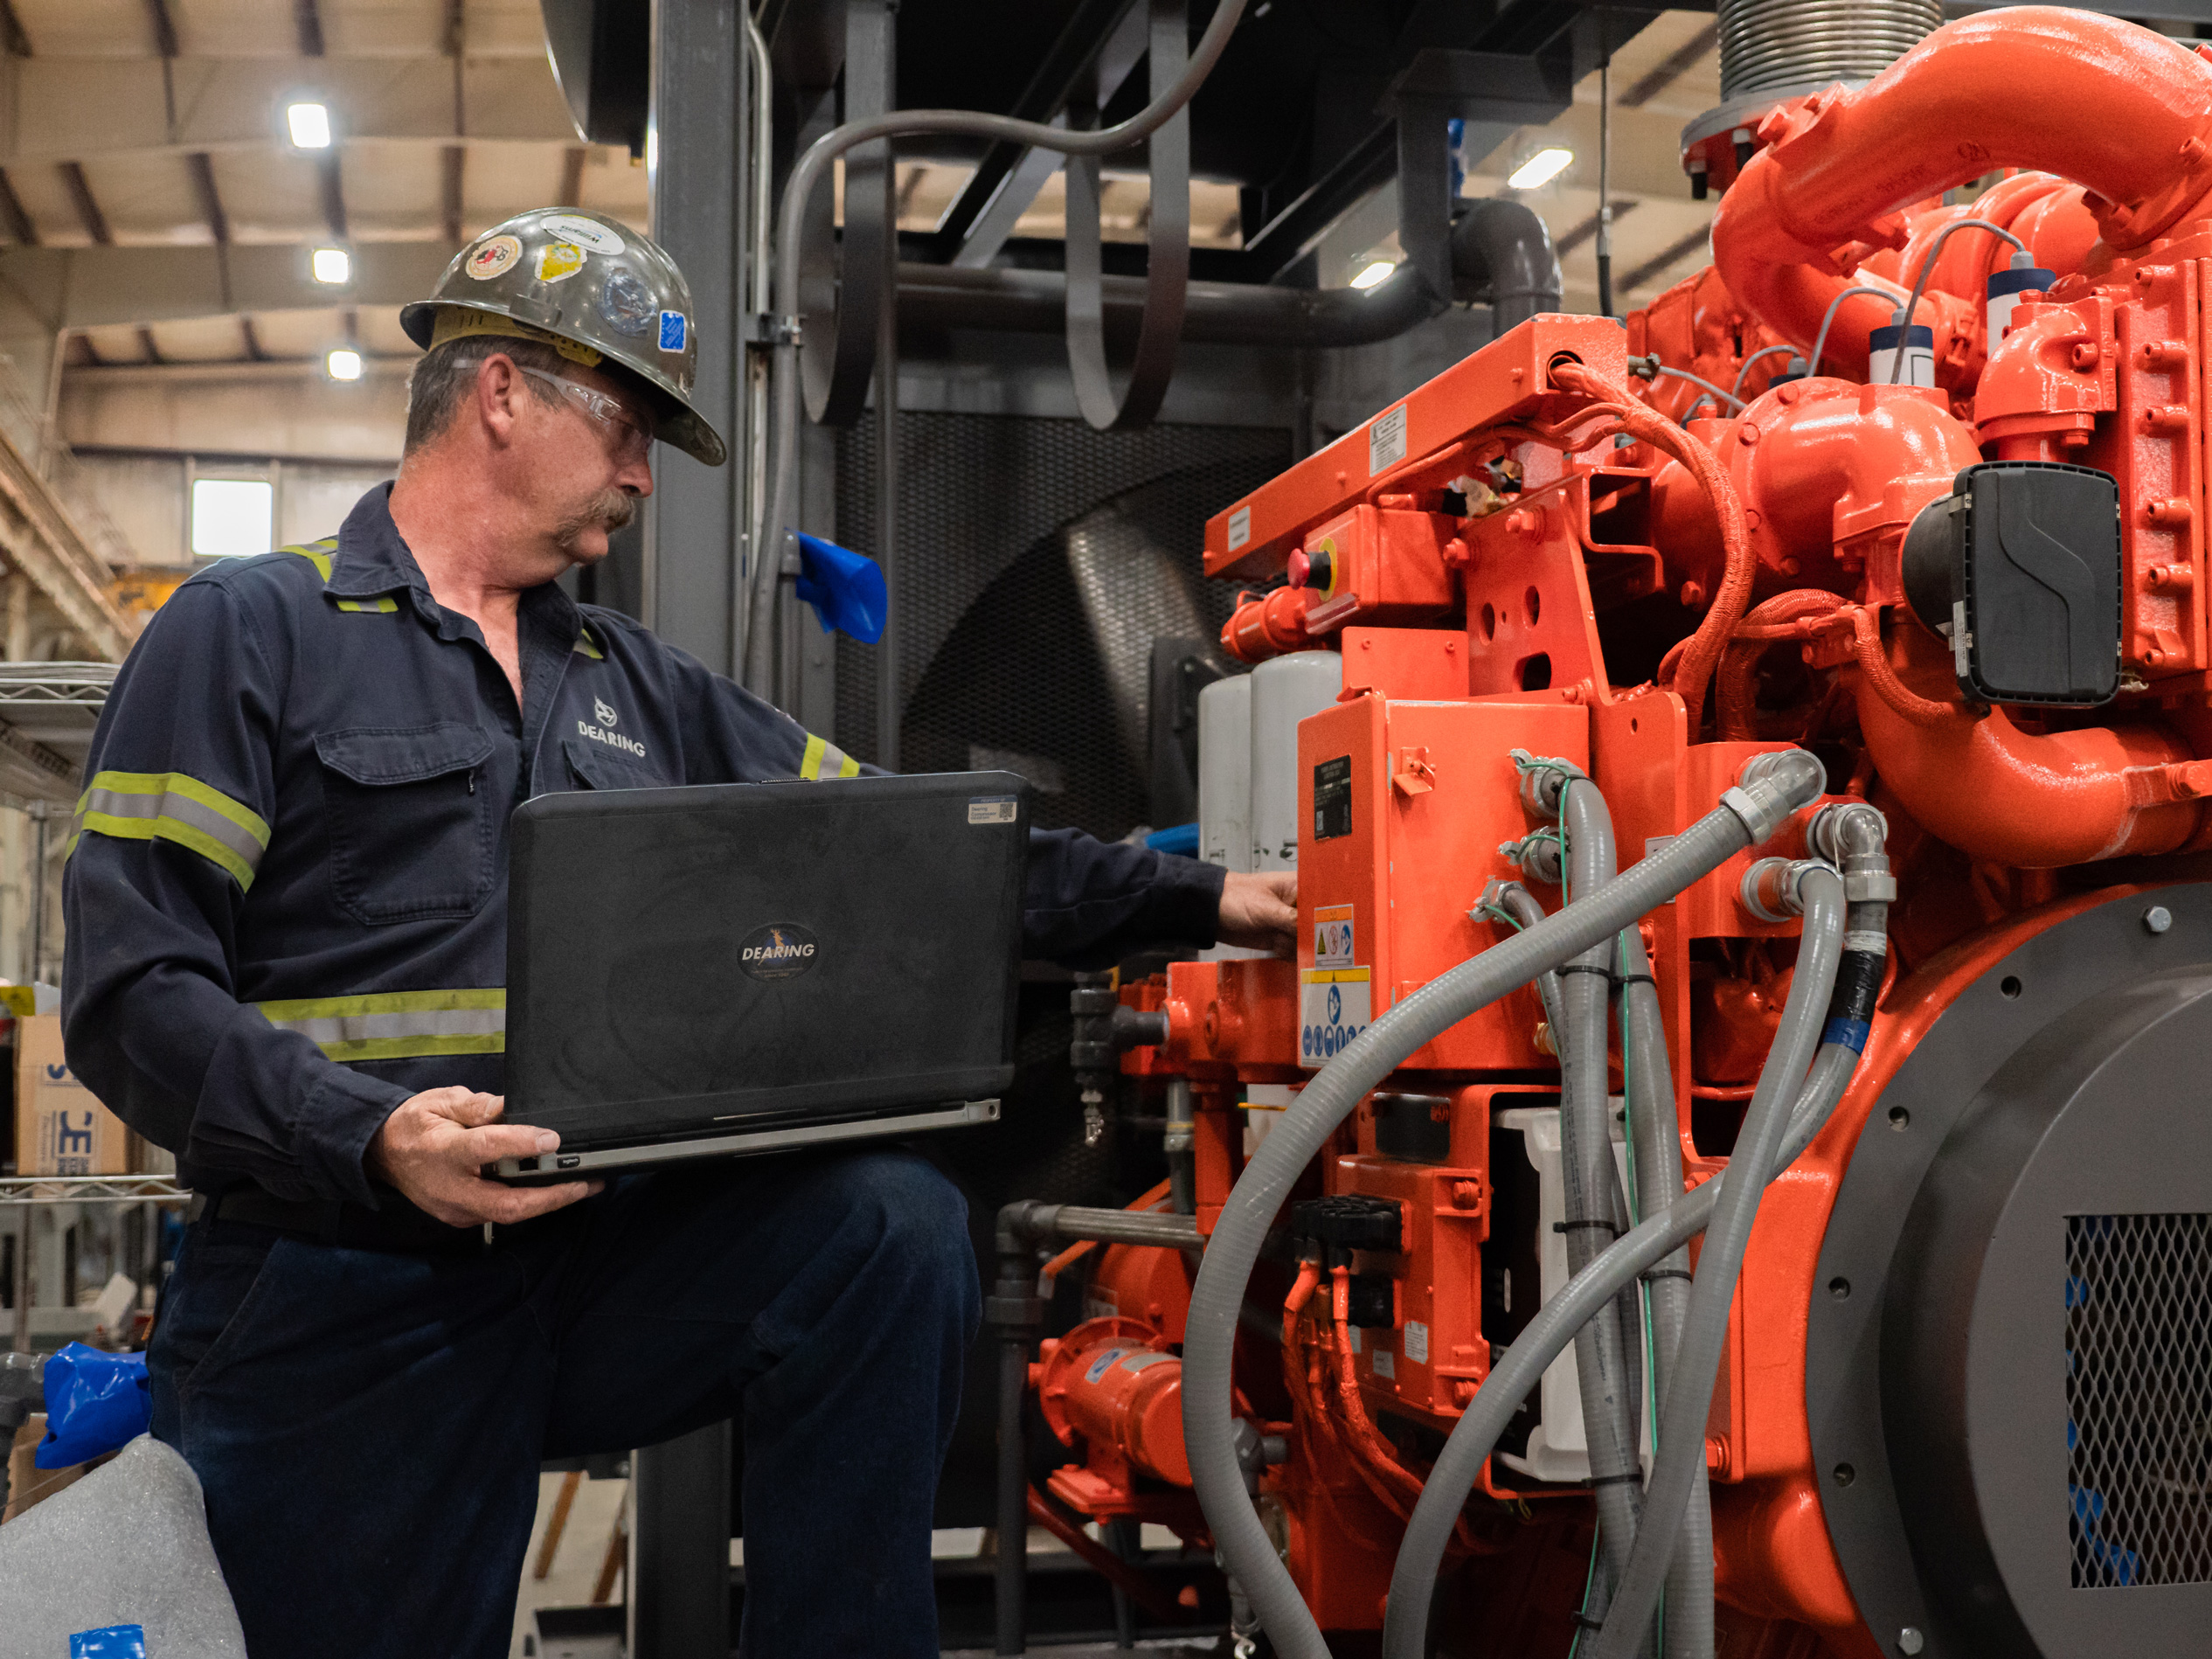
[
  {"left": 1500, "top": 828, "right": 1565, "bottom": 885},
  {"left": 1739, "top": 856, "right": 1832, "bottom": 922},
  {"left": 1511, "top": 747, "right": 1585, "bottom": 817},
  {"left": 1723, "top": 747, "right": 1827, "bottom": 843},
  {"left": 1808, "top": 801, "right": 1898, "bottom": 906}
]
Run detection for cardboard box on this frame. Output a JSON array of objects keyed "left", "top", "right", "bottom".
[{"left": 15, "top": 1014, "right": 128, "bottom": 1177}]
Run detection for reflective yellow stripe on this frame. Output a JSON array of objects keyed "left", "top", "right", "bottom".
[
  {"left": 572, "top": 627, "right": 604, "bottom": 660},
  {"left": 253, "top": 988, "right": 506, "bottom": 1061},
  {"left": 335, "top": 596, "right": 399, "bottom": 614},
  {"left": 280, "top": 539, "right": 337, "bottom": 581},
  {"left": 799, "top": 734, "right": 860, "bottom": 781},
  {"left": 70, "top": 770, "right": 272, "bottom": 890}
]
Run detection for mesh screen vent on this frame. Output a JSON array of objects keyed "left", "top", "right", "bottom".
[{"left": 2067, "top": 1212, "right": 2212, "bottom": 1588}]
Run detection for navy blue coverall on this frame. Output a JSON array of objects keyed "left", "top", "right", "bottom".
[{"left": 60, "top": 483, "right": 1228, "bottom": 1658}]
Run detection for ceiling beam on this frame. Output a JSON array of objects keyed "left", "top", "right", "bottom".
[
  {"left": 1619, "top": 223, "right": 1710, "bottom": 295},
  {"left": 185, "top": 152, "right": 228, "bottom": 244},
  {"left": 557, "top": 144, "right": 586, "bottom": 208},
  {"left": 317, "top": 155, "right": 348, "bottom": 239},
  {"left": 295, "top": 0, "right": 324, "bottom": 58},
  {"left": 135, "top": 326, "right": 163, "bottom": 363},
  {"left": 0, "top": 241, "right": 461, "bottom": 330},
  {"left": 239, "top": 316, "right": 267, "bottom": 360},
  {"left": 57, "top": 162, "right": 111, "bottom": 246},
  {"left": 0, "top": 0, "right": 29, "bottom": 59},
  {"left": 141, "top": 0, "right": 178, "bottom": 59},
  {"left": 1620, "top": 19, "right": 1716, "bottom": 108},
  {"left": 0, "top": 56, "right": 576, "bottom": 166},
  {"left": 0, "top": 169, "right": 34, "bottom": 245},
  {"left": 440, "top": 145, "right": 464, "bottom": 243}
]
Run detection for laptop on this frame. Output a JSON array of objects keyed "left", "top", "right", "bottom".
[{"left": 490, "top": 771, "right": 1030, "bottom": 1183}]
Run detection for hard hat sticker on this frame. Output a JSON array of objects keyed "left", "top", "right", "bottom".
[
  {"left": 659, "top": 310, "right": 689, "bottom": 353},
  {"left": 465, "top": 235, "right": 522, "bottom": 280},
  {"left": 543, "top": 213, "right": 625, "bottom": 254},
  {"left": 536, "top": 242, "right": 586, "bottom": 283},
  {"left": 599, "top": 269, "right": 656, "bottom": 336}
]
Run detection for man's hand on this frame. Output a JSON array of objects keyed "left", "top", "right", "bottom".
[
  {"left": 366, "top": 1087, "right": 601, "bottom": 1228},
  {"left": 1218, "top": 869, "right": 1298, "bottom": 955}
]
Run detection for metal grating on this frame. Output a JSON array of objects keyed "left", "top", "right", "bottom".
[
  {"left": 2067, "top": 1212, "right": 2212, "bottom": 1588},
  {"left": 833, "top": 410, "right": 1291, "bottom": 800}
]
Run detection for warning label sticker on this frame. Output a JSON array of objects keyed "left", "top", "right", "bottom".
[
  {"left": 1300, "top": 968, "right": 1370, "bottom": 1068},
  {"left": 1368, "top": 403, "right": 1408, "bottom": 475},
  {"left": 1314, "top": 904, "right": 1355, "bottom": 968}
]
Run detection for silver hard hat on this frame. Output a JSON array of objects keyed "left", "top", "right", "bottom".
[{"left": 401, "top": 207, "right": 727, "bottom": 467}]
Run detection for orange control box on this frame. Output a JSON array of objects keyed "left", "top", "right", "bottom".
[{"left": 1294, "top": 696, "right": 1588, "bottom": 1071}]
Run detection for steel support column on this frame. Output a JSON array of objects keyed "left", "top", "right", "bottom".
[{"left": 628, "top": 1420, "right": 733, "bottom": 1659}]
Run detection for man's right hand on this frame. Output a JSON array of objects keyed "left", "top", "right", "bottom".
[{"left": 366, "top": 1086, "right": 600, "bottom": 1227}]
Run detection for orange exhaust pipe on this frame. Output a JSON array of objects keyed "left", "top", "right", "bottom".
[{"left": 1713, "top": 8, "right": 2212, "bottom": 376}]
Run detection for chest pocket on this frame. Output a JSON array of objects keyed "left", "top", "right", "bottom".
[
  {"left": 561, "top": 735, "right": 667, "bottom": 793},
  {"left": 315, "top": 724, "right": 496, "bottom": 926}
]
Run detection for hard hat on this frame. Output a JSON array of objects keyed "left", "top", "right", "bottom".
[{"left": 400, "top": 207, "right": 727, "bottom": 467}]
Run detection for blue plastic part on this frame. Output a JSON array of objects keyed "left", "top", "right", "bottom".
[
  {"left": 70, "top": 1627, "right": 148, "bottom": 1659},
  {"left": 1820, "top": 1016, "right": 1871, "bottom": 1054},
  {"left": 791, "top": 532, "right": 888, "bottom": 643},
  {"left": 35, "top": 1343, "right": 151, "bottom": 1470},
  {"left": 1146, "top": 823, "right": 1200, "bottom": 856}
]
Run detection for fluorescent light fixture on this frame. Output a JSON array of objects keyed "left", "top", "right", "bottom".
[
  {"left": 287, "top": 101, "right": 331, "bottom": 149},
  {"left": 1508, "top": 146, "right": 1574, "bottom": 191},
  {"left": 191, "top": 479, "right": 274, "bottom": 560},
  {"left": 1350, "top": 259, "right": 1397, "bottom": 290},
  {"left": 326, "top": 348, "right": 364, "bottom": 381},
  {"left": 310, "top": 246, "right": 350, "bottom": 285}
]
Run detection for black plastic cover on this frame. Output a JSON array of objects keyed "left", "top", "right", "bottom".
[{"left": 1899, "top": 461, "right": 2119, "bottom": 706}]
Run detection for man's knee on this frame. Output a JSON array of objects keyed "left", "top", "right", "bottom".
[{"left": 835, "top": 1151, "right": 978, "bottom": 1319}]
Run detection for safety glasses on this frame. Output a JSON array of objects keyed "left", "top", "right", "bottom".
[{"left": 517, "top": 365, "right": 655, "bottom": 464}]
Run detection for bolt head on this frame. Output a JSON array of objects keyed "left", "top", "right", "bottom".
[
  {"left": 2146, "top": 905, "right": 2174, "bottom": 935},
  {"left": 1896, "top": 1628, "right": 1924, "bottom": 1656}
]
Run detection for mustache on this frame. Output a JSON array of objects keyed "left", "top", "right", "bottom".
[{"left": 554, "top": 488, "right": 635, "bottom": 550}]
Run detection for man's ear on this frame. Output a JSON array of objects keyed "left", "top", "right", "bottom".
[{"left": 475, "top": 352, "right": 526, "bottom": 448}]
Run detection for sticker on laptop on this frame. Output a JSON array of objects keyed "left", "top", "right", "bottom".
[
  {"left": 968, "top": 796, "right": 1019, "bottom": 824},
  {"left": 738, "top": 922, "right": 818, "bottom": 981}
]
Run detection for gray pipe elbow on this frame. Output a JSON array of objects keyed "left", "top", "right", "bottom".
[{"left": 1451, "top": 197, "right": 1563, "bottom": 330}]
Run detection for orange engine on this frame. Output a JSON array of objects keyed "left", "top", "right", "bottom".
[{"left": 997, "top": 10, "right": 2212, "bottom": 1659}]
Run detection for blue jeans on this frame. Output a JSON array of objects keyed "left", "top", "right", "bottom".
[{"left": 148, "top": 1149, "right": 980, "bottom": 1659}]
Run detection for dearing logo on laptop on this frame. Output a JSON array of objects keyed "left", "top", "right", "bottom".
[{"left": 738, "top": 922, "right": 819, "bottom": 981}]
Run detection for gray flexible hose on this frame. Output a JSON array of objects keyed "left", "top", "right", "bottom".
[
  {"left": 1619, "top": 924, "right": 1713, "bottom": 1659},
  {"left": 745, "top": 1, "right": 1253, "bottom": 692},
  {"left": 1579, "top": 870, "right": 1846, "bottom": 1659},
  {"left": 1557, "top": 780, "right": 1646, "bottom": 1615},
  {"left": 1380, "top": 1039, "right": 1862, "bottom": 1659},
  {"left": 1183, "top": 754, "right": 1821, "bottom": 1659}
]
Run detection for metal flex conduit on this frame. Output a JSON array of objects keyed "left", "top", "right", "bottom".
[
  {"left": 1557, "top": 777, "right": 1649, "bottom": 1628},
  {"left": 1182, "top": 751, "right": 1825, "bottom": 1659},
  {"left": 1619, "top": 921, "right": 1714, "bottom": 1659},
  {"left": 744, "top": 0, "right": 1253, "bottom": 694}
]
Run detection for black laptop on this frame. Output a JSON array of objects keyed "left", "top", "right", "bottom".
[{"left": 491, "top": 771, "right": 1029, "bottom": 1183}]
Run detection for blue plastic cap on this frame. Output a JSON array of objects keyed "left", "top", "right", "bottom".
[
  {"left": 1987, "top": 266, "right": 2056, "bottom": 299},
  {"left": 791, "top": 532, "right": 888, "bottom": 644}
]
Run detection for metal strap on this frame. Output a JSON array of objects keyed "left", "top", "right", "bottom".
[
  {"left": 800, "top": 0, "right": 897, "bottom": 427},
  {"left": 1063, "top": 0, "right": 1189, "bottom": 432}
]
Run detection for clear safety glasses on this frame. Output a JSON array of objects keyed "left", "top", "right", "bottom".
[{"left": 517, "top": 365, "right": 655, "bottom": 464}]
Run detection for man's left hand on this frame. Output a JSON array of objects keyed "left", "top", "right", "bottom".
[{"left": 1218, "top": 869, "right": 1297, "bottom": 955}]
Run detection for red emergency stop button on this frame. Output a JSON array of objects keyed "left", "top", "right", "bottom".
[{"left": 1288, "top": 545, "right": 1332, "bottom": 590}]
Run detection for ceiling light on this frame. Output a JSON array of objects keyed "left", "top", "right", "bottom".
[
  {"left": 310, "top": 246, "right": 350, "bottom": 285},
  {"left": 1508, "top": 147, "right": 1574, "bottom": 191},
  {"left": 287, "top": 102, "right": 332, "bottom": 149},
  {"left": 1350, "top": 259, "right": 1397, "bottom": 290},
  {"left": 326, "top": 348, "right": 363, "bottom": 382}
]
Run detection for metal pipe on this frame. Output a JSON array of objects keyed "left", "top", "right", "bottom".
[
  {"left": 1446, "top": 198, "right": 1562, "bottom": 330},
  {"left": 1165, "top": 1080, "right": 1196, "bottom": 1217},
  {"left": 1004, "top": 1200, "right": 1203, "bottom": 1252}
]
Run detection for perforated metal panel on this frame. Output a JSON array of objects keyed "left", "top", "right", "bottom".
[
  {"left": 834, "top": 411, "right": 1291, "bottom": 831},
  {"left": 2067, "top": 1211, "right": 2212, "bottom": 1589}
]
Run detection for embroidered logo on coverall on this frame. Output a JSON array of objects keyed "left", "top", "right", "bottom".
[{"left": 579, "top": 697, "right": 645, "bottom": 758}]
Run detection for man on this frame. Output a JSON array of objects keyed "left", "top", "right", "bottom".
[{"left": 61, "top": 208, "right": 1294, "bottom": 1658}]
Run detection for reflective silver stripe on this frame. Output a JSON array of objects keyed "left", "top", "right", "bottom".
[
  {"left": 74, "top": 774, "right": 269, "bottom": 886},
  {"left": 262, "top": 1006, "right": 506, "bottom": 1046}
]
